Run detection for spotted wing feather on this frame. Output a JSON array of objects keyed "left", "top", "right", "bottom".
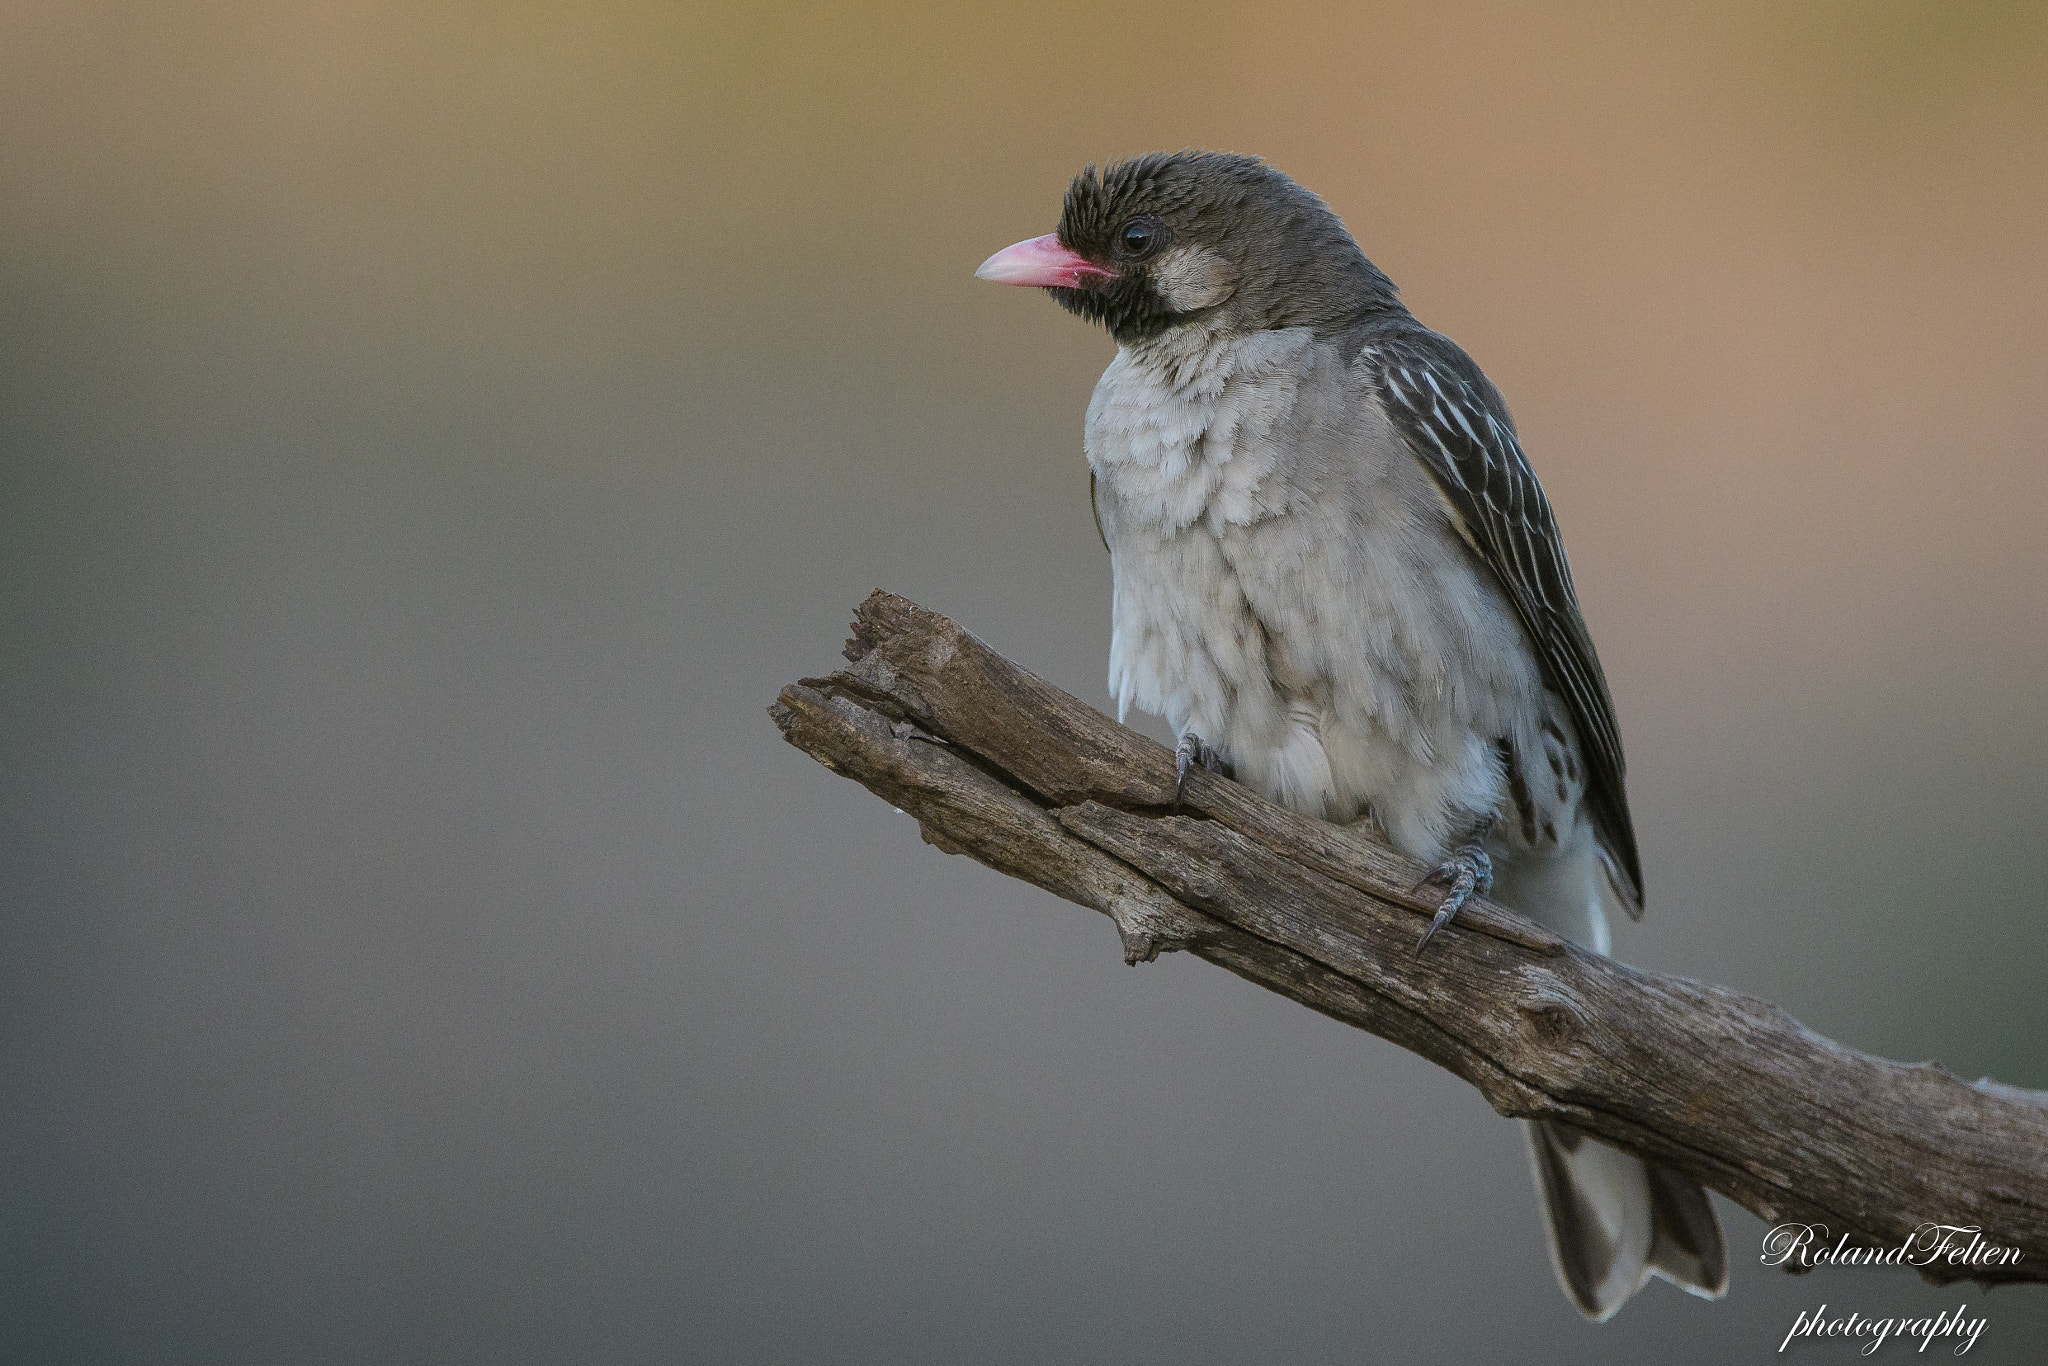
[{"left": 1365, "top": 326, "right": 1644, "bottom": 911}]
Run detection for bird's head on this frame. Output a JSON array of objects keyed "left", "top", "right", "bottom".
[{"left": 976, "top": 150, "right": 1401, "bottom": 345}]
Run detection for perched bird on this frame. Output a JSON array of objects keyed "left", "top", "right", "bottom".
[{"left": 976, "top": 150, "right": 1726, "bottom": 1320}]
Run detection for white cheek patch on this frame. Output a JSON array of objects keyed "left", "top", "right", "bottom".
[{"left": 1149, "top": 245, "right": 1233, "bottom": 312}]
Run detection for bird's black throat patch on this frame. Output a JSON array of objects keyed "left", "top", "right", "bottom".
[{"left": 1043, "top": 278, "right": 1180, "bottom": 345}]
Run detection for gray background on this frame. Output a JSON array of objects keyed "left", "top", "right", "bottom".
[{"left": 4, "top": 3, "right": 2044, "bottom": 1362}]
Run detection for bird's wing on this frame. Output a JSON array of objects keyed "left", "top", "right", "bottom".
[
  {"left": 1363, "top": 327, "right": 1643, "bottom": 912},
  {"left": 1089, "top": 470, "right": 1109, "bottom": 554}
]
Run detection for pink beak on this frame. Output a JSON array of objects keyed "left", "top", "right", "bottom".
[{"left": 975, "top": 233, "right": 1116, "bottom": 288}]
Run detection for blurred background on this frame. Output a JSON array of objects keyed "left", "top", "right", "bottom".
[{"left": 4, "top": 2, "right": 2045, "bottom": 1361}]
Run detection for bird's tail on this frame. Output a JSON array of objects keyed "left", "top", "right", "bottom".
[
  {"left": 1492, "top": 836, "right": 1728, "bottom": 1318},
  {"left": 1522, "top": 1116, "right": 1727, "bottom": 1319}
]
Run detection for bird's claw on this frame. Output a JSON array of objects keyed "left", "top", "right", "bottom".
[
  {"left": 1173, "top": 731, "right": 1225, "bottom": 811},
  {"left": 1413, "top": 841, "right": 1493, "bottom": 953}
]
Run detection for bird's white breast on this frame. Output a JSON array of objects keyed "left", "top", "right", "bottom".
[
  {"left": 1085, "top": 324, "right": 1548, "bottom": 866},
  {"left": 1085, "top": 325, "right": 1313, "bottom": 536}
]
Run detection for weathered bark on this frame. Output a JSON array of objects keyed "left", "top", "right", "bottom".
[{"left": 770, "top": 591, "right": 2048, "bottom": 1287}]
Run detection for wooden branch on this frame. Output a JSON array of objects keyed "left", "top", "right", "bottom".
[{"left": 770, "top": 591, "right": 2048, "bottom": 1286}]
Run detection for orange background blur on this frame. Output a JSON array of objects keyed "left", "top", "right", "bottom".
[{"left": 4, "top": 4, "right": 2044, "bottom": 1361}]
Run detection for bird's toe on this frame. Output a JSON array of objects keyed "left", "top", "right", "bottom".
[
  {"left": 1172, "top": 732, "right": 1229, "bottom": 809},
  {"left": 1414, "top": 842, "right": 1493, "bottom": 953}
]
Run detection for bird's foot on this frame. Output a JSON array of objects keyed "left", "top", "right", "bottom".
[
  {"left": 1413, "top": 836, "right": 1493, "bottom": 953},
  {"left": 1173, "top": 731, "right": 1228, "bottom": 811}
]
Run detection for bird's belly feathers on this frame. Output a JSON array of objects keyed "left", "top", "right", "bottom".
[
  {"left": 1086, "top": 327, "right": 1555, "bottom": 866},
  {"left": 1105, "top": 512, "right": 1523, "bottom": 863}
]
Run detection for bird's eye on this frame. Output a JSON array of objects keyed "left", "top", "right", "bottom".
[{"left": 1118, "top": 218, "right": 1162, "bottom": 258}]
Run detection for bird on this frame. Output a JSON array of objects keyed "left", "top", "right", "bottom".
[{"left": 975, "top": 150, "right": 1726, "bottom": 1320}]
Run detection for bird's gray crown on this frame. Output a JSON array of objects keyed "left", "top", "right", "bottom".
[{"left": 1051, "top": 150, "right": 1404, "bottom": 344}]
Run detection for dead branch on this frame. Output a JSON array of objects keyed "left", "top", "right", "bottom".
[{"left": 770, "top": 591, "right": 2048, "bottom": 1286}]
